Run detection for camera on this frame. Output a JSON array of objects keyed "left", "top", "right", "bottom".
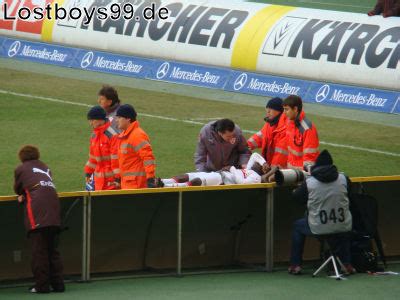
[{"left": 274, "top": 168, "right": 309, "bottom": 186}]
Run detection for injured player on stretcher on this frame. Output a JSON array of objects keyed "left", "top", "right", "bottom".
[{"left": 161, "top": 153, "right": 268, "bottom": 187}]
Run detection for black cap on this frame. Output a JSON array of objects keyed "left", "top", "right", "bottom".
[
  {"left": 87, "top": 106, "right": 106, "bottom": 120},
  {"left": 266, "top": 97, "right": 284, "bottom": 112},
  {"left": 116, "top": 104, "right": 137, "bottom": 120}
]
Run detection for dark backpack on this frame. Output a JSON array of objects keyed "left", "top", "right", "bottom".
[{"left": 349, "top": 192, "right": 386, "bottom": 272}]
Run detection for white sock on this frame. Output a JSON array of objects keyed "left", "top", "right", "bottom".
[
  {"left": 163, "top": 182, "right": 189, "bottom": 187},
  {"left": 162, "top": 178, "right": 177, "bottom": 185}
]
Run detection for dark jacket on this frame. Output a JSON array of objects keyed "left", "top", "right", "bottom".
[
  {"left": 293, "top": 151, "right": 351, "bottom": 205},
  {"left": 14, "top": 160, "right": 61, "bottom": 232},
  {"left": 194, "top": 121, "right": 251, "bottom": 172},
  {"left": 371, "top": 0, "right": 400, "bottom": 16}
]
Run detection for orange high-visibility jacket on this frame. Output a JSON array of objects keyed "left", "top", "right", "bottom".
[
  {"left": 84, "top": 121, "right": 120, "bottom": 190},
  {"left": 118, "top": 121, "right": 156, "bottom": 189},
  {"left": 247, "top": 113, "right": 288, "bottom": 168},
  {"left": 286, "top": 111, "right": 319, "bottom": 170}
]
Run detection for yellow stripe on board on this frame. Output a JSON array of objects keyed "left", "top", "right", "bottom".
[
  {"left": 41, "top": 0, "right": 66, "bottom": 42},
  {"left": 231, "top": 5, "right": 295, "bottom": 70},
  {"left": 1, "top": 176, "right": 399, "bottom": 201}
]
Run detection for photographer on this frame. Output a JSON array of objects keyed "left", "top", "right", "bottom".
[{"left": 288, "top": 150, "right": 355, "bottom": 275}]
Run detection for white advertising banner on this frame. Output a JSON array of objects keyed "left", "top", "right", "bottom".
[{"left": 0, "top": 0, "right": 399, "bottom": 90}]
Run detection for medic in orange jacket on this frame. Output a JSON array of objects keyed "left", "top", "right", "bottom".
[
  {"left": 84, "top": 106, "right": 120, "bottom": 190},
  {"left": 115, "top": 104, "right": 157, "bottom": 189},
  {"left": 247, "top": 98, "right": 288, "bottom": 168},
  {"left": 283, "top": 96, "right": 319, "bottom": 171}
]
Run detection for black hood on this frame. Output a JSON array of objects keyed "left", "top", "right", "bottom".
[
  {"left": 311, "top": 165, "right": 339, "bottom": 183},
  {"left": 310, "top": 149, "right": 338, "bottom": 182}
]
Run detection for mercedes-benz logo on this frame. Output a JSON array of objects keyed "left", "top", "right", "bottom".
[
  {"left": 156, "top": 62, "right": 170, "bottom": 79},
  {"left": 315, "top": 84, "right": 330, "bottom": 103},
  {"left": 81, "top": 52, "right": 94, "bottom": 69},
  {"left": 8, "top": 41, "right": 21, "bottom": 58},
  {"left": 233, "top": 73, "right": 248, "bottom": 91}
]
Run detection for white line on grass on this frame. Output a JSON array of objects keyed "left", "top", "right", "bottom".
[
  {"left": 1, "top": 89, "right": 399, "bottom": 158},
  {"left": 189, "top": 117, "right": 223, "bottom": 121}
]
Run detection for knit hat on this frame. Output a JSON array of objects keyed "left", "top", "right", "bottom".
[
  {"left": 116, "top": 104, "right": 137, "bottom": 120},
  {"left": 87, "top": 106, "right": 106, "bottom": 120},
  {"left": 314, "top": 149, "right": 333, "bottom": 167},
  {"left": 266, "top": 97, "right": 284, "bottom": 112}
]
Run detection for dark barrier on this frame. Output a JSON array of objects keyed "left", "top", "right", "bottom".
[
  {"left": 181, "top": 189, "right": 267, "bottom": 271},
  {"left": 0, "top": 193, "right": 86, "bottom": 284},
  {"left": 89, "top": 192, "right": 179, "bottom": 278},
  {"left": 0, "top": 176, "right": 399, "bottom": 284},
  {"left": 88, "top": 185, "right": 273, "bottom": 278}
]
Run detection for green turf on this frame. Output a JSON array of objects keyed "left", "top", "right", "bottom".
[
  {"left": 1, "top": 57, "right": 399, "bottom": 128},
  {"left": 1, "top": 266, "right": 400, "bottom": 300},
  {"left": 0, "top": 0, "right": 399, "bottom": 195},
  {"left": 249, "top": 0, "right": 376, "bottom": 13},
  {"left": 0, "top": 65, "right": 399, "bottom": 195}
]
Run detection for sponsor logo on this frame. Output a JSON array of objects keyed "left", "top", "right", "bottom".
[
  {"left": 7, "top": 41, "right": 21, "bottom": 57},
  {"left": 311, "top": 84, "right": 390, "bottom": 108},
  {"left": 233, "top": 73, "right": 248, "bottom": 91},
  {"left": 156, "top": 62, "right": 170, "bottom": 79},
  {"left": 263, "top": 17, "right": 306, "bottom": 56},
  {"left": 40, "top": 180, "right": 56, "bottom": 188},
  {"left": 81, "top": 51, "right": 94, "bottom": 68},
  {"left": 246, "top": 77, "right": 301, "bottom": 95},
  {"left": 328, "top": 90, "right": 388, "bottom": 108},
  {"left": 18, "top": 45, "right": 68, "bottom": 62},
  {"left": 262, "top": 16, "right": 399, "bottom": 69},
  {"left": 93, "top": 56, "right": 144, "bottom": 73},
  {"left": 74, "top": 1, "right": 249, "bottom": 49},
  {"left": 315, "top": 84, "right": 330, "bottom": 103},
  {"left": 32, "top": 167, "right": 52, "bottom": 180},
  {"left": 169, "top": 67, "right": 221, "bottom": 84}
]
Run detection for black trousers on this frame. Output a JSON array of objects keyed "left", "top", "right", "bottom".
[{"left": 29, "top": 226, "right": 65, "bottom": 292}]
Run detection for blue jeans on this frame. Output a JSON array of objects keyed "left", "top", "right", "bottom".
[{"left": 290, "top": 217, "right": 351, "bottom": 266}]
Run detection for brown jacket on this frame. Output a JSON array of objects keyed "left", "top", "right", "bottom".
[
  {"left": 371, "top": 0, "right": 400, "bottom": 15},
  {"left": 14, "top": 160, "right": 61, "bottom": 232}
]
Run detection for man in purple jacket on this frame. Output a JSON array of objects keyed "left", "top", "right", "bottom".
[
  {"left": 14, "top": 145, "right": 65, "bottom": 293},
  {"left": 194, "top": 119, "right": 251, "bottom": 172}
]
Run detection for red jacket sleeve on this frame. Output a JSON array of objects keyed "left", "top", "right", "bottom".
[
  {"left": 247, "top": 124, "right": 266, "bottom": 150},
  {"left": 303, "top": 126, "right": 320, "bottom": 170},
  {"left": 135, "top": 134, "right": 156, "bottom": 179},
  {"left": 110, "top": 135, "right": 120, "bottom": 180},
  {"left": 84, "top": 143, "right": 97, "bottom": 177}
]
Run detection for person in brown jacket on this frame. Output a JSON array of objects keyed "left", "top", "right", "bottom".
[
  {"left": 368, "top": 0, "right": 400, "bottom": 17},
  {"left": 14, "top": 145, "right": 65, "bottom": 293},
  {"left": 194, "top": 119, "right": 251, "bottom": 172}
]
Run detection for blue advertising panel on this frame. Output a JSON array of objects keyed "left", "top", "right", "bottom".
[
  {"left": 306, "top": 82, "right": 400, "bottom": 114},
  {"left": 391, "top": 96, "right": 400, "bottom": 114},
  {"left": 147, "top": 60, "right": 231, "bottom": 89},
  {"left": 0, "top": 37, "right": 5, "bottom": 57},
  {"left": 72, "top": 50, "right": 153, "bottom": 79},
  {"left": 224, "top": 71, "right": 309, "bottom": 99},
  {"left": 1, "top": 38, "right": 77, "bottom": 66}
]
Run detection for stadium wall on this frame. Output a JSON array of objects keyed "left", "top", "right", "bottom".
[
  {"left": 0, "top": 0, "right": 399, "bottom": 92},
  {"left": 0, "top": 176, "right": 399, "bottom": 283}
]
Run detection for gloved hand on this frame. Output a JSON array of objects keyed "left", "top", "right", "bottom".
[{"left": 147, "top": 177, "right": 157, "bottom": 188}]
